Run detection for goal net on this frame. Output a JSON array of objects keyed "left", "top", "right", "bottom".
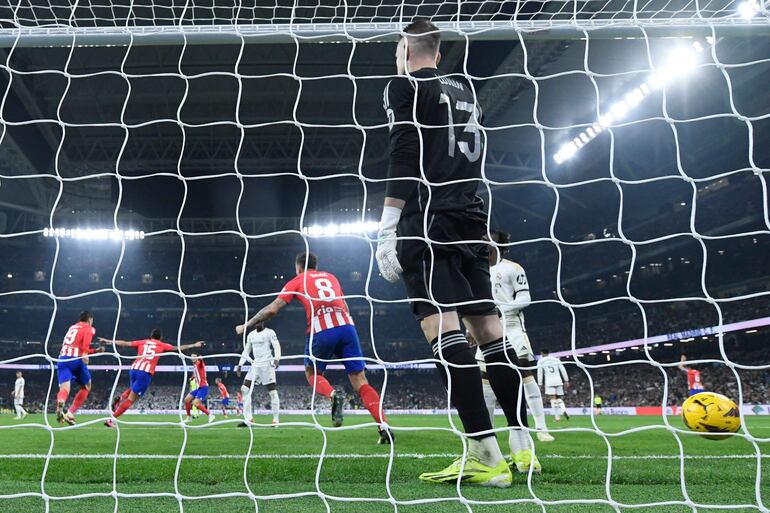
[{"left": 0, "top": 0, "right": 768, "bottom": 511}]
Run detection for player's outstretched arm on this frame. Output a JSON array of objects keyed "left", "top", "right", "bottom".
[
  {"left": 178, "top": 341, "right": 205, "bottom": 352},
  {"left": 98, "top": 338, "right": 133, "bottom": 347},
  {"left": 235, "top": 298, "right": 287, "bottom": 335}
]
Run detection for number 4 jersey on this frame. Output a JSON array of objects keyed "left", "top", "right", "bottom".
[{"left": 279, "top": 271, "right": 354, "bottom": 334}]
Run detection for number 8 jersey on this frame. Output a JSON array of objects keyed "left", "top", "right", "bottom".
[{"left": 278, "top": 271, "right": 355, "bottom": 334}]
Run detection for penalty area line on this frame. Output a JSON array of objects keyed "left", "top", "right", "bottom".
[{"left": 1, "top": 453, "right": 767, "bottom": 460}]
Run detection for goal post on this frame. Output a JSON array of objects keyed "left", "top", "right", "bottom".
[
  {"left": 2, "top": 20, "right": 770, "bottom": 48},
  {"left": 2, "top": 0, "right": 770, "bottom": 48}
]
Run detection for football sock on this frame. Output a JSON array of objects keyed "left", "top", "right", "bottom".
[
  {"left": 185, "top": 401, "right": 192, "bottom": 417},
  {"left": 523, "top": 376, "right": 547, "bottom": 430},
  {"left": 482, "top": 380, "right": 497, "bottom": 424},
  {"left": 357, "top": 384, "right": 387, "bottom": 425},
  {"left": 113, "top": 399, "right": 133, "bottom": 418},
  {"left": 481, "top": 338, "right": 528, "bottom": 428},
  {"left": 118, "top": 388, "right": 131, "bottom": 404},
  {"left": 241, "top": 386, "right": 252, "bottom": 420},
  {"left": 68, "top": 388, "right": 89, "bottom": 414},
  {"left": 431, "top": 330, "right": 495, "bottom": 439},
  {"left": 56, "top": 389, "right": 68, "bottom": 404},
  {"left": 508, "top": 428, "right": 531, "bottom": 455},
  {"left": 307, "top": 373, "right": 334, "bottom": 399},
  {"left": 269, "top": 389, "right": 280, "bottom": 421},
  {"left": 468, "top": 436, "right": 504, "bottom": 467},
  {"left": 550, "top": 398, "right": 559, "bottom": 416}
]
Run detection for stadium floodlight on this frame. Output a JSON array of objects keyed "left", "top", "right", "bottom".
[
  {"left": 738, "top": 0, "right": 761, "bottom": 18},
  {"left": 554, "top": 41, "right": 704, "bottom": 164},
  {"left": 665, "top": 46, "right": 699, "bottom": 76},
  {"left": 303, "top": 221, "right": 380, "bottom": 237},
  {"left": 43, "top": 228, "right": 145, "bottom": 241}
]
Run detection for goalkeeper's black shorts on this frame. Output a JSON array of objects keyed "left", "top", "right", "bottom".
[{"left": 396, "top": 211, "right": 496, "bottom": 321}]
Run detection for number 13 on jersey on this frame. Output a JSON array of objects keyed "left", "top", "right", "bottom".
[{"left": 439, "top": 93, "right": 482, "bottom": 162}]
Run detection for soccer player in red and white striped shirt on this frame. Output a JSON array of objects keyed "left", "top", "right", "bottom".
[
  {"left": 183, "top": 354, "right": 214, "bottom": 423},
  {"left": 56, "top": 311, "right": 105, "bottom": 425},
  {"left": 99, "top": 329, "right": 204, "bottom": 426},
  {"left": 679, "top": 354, "right": 705, "bottom": 396},
  {"left": 215, "top": 378, "right": 232, "bottom": 418},
  {"left": 235, "top": 252, "right": 392, "bottom": 444}
]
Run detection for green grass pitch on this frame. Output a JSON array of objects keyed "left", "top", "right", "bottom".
[{"left": 0, "top": 413, "right": 767, "bottom": 513}]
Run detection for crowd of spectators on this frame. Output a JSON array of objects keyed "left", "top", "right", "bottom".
[{"left": 1, "top": 209, "right": 767, "bottom": 414}]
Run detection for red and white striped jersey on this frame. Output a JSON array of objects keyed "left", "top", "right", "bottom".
[
  {"left": 130, "top": 339, "right": 175, "bottom": 375},
  {"left": 59, "top": 322, "right": 96, "bottom": 358},
  {"left": 687, "top": 368, "right": 703, "bottom": 390},
  {"left": 278, "top": 271, "right": 354, "bottom": 334},
  {"left": 217, "top": 382, "right": 228, "bottom": 398},
  {"left": 193, "top": 359, "right": 208, "bottom": 387}
]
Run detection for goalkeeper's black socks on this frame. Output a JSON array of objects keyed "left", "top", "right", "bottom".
[
  {"left": 481, "top": 337, "right": 528, "bottom": 428},
  {"left": 431, "top": 330, "right": 494, "bottom": 439}
]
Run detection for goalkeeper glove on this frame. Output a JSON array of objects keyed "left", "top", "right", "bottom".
[{"left": 376, "top": 206, "right": 403, "bottom": 283}]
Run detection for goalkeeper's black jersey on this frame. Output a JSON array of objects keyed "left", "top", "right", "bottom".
[{"left": 383, "top": 68, "right": 486, "bottom": 220}]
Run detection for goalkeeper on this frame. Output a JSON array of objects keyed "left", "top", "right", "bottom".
[{"left": 376, "top": 19, "right": 531, "bottom": 487}]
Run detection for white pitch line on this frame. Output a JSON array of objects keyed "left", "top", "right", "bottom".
[{"left": 2, "top": 453, "right": 767, "bottom": 461}]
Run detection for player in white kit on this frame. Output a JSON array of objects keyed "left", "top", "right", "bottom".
[
  {"left": 482, "top": 230, "right": 553, "bottom": 442},
  {"left": 235, "top": 321, "right": 281, "bottom": 426},
  {"left": 537, "top": 349, "right": 570, "bottom": 421},
  {"left": 12, "top": 371, "right": 28, "bottom": 419}
]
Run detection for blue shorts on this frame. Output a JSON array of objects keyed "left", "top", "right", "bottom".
[
  {"left": 689, "top": 388, "right": 705, "bottom": 396},
  {"left": 57, "top": 357, "right": 91, "bottom": 386},
  {"left": 221, "top": 397, "right": 230, "bottom": 406},
  {"left": 192, "top": 386, "right": 209, "bottom": 400},
  {"left": 129, "top": 370, "right": 153, "bottom": 397},
  {"left": 305, "top": 324, "right": 365, "bottom": 373}
]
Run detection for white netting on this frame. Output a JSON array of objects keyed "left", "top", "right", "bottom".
[
  {"left": 0, "top": 0, "right": 769, "bottom": 512},
  {"left": 0, "top": 0, "right": 765, "bottom": 26}
]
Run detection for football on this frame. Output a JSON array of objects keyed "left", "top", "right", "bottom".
[{"left": 681, "top": 392, "right": 742, "bottom": 440}]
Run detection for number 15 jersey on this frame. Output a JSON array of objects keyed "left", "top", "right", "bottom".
[
  {"left": 130, "top": 339, "right": 176, "bottom": 375},
  {"left": 279, "top": 271, "right": 354, "bottom": 334}
]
